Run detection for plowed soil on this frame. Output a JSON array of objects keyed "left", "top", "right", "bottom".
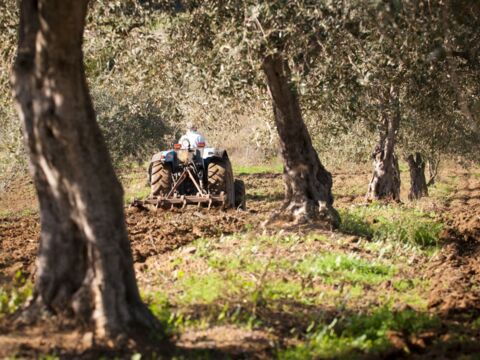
[
  {"left": 0, "top": 207, "right": 257, "bottom": 287},
  {"left": 0, "top": 173, "right": 278, "bottom": 288},
  {"left": 0, "top": 215, "right": 39, "bottom": 285},
  {"left": 127, "top": 207, "right": 252, "bottom": 263},
  {"left": 1, "top": 168, "right": 480, "bottom": 358},
  {"left": 427, "top": 172, "right": 480, "bottom": 315}
]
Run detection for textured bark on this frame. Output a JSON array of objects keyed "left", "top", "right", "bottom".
[
  {"left": 427, "top": 158, "right": 440, "bottom": 186},
  {"left": 262, "top": 54, "right": 339, "bottom": 227},
  {"left": 406, "top": 153, "right": 428, "bottom": 200},
  {"left": 366, "top": 87, "right": 401, "bottom": 202},
  {"left": 11, "top": 0, "right": 157, "bottom": 337}
]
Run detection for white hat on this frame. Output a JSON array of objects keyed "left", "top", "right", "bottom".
[{"left": 186, "top": 122, "right": 197, "bottom": 131}]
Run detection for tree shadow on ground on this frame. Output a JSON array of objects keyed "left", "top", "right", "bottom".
[{"left": 2, "top": 298, "right": 480, "bottom": 359}]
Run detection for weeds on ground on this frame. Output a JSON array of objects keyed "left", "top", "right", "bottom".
[
  {"left": 0, "top": 208, "right": 38, "bottom": 218},
  {"left": 0, "top": 271, "right": 33, "bottom": 316},
  {"left": 234, "top": 163, "right": 283, "bottom": 175},
  {"left": 339, "top": 204, "right": 444, "bottom": 248},
  {"left": 143, "top": 230, "right": 429, "bottom": 342},
  {"left": 428, "top": 175, "right": 459, "bottom": 199},
  {"left": 296, "top": 253, "right": 395, "bottom": 286},
  {"left": 279, "top": 307, "right": 440, "bottom": 359}
]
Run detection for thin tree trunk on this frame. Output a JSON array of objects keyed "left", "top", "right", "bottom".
[
  {"left": 262, "top": 54, "right": 339, "bottom": 227},
  {"left": 406, "top": 153, "right": 428, "bottom": 200},
  {"left": 366, "top": 87, "right": 401, "bottom": 202},
  {"left": 427, "top": 157, "right": 440, "bottom": 186},
  {"left": 11, "top": 0, "right": 157, "bottom": 338}
]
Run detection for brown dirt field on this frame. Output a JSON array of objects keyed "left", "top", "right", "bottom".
[
  {"left": 426, "top": 172, "right": 480, "bottom": 315},
  {"left": 0, "top": 215, "right": 39, "bottom": 286},
  {"left": 1, "top": 167, "right": 480, "bottom": 358}
]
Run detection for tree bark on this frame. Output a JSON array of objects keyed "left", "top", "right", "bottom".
[
  {"left": 262, "top": 54, "right": 339, "bottom": 227},
  {"left": 426, "top": 157, "right": 440, "bottom": 186},
  {"left": 406, "top": 153, "right": 428, "bottom": 200},
  {"left": 365, "top": 86, "right": 401, "bottom": 202},
  {"left": 11, "top": 0, "right": 157, "bottom": 338}
]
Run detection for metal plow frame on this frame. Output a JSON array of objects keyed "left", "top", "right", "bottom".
[{"left": 131, "top": 166, "right": 227, "bottom": 210}]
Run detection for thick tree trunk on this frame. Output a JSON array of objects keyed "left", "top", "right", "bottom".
[
  {"left": 366, "top": 87, "right": 401, "bottom": 202},
  {"left": 262, "top": 54, "right": 339, "bottom": 227},
  {"left": 406, "top": 153, "right": 428, "bottom": 200},
  {"left": 11, "top": 0, "right": 157, "bottom": 338}
]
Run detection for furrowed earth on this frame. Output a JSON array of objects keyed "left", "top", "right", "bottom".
[{"left": 0, "top": 164, "right": 479, "bottom": 359}]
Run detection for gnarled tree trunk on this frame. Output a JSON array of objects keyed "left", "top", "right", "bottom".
[
  {"left": 427, "top": 157, "right": 440, "bottom": 186},
  {"left": 366, "top": 87, "right": 401, "bottom": 202},
  {"left": 406, "top": 153, "right": 428, "bottom": 200},
  {"left": 11, "top": 0, "right": 157, "bottom": 338},
  {"left": 262, "top": 54, "right": 339, "bottom": 227}
]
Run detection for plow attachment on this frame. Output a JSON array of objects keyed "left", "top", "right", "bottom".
[
  {"left": 131, "top": 192, "right": 227, "bottom": 210},
  {"left": 131, "top": 166, "right": 228, "bottom": 210}
]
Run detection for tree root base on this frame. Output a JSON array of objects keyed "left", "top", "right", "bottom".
[
  {"left": 263, "top": 203, "right": 340, "bottom": 231},
  {"left": 1, "top": 305, "right": 173, "bottom": 359}
]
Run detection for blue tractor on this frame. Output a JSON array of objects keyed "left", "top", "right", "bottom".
[{"left": 134, "top": 141, "right": 245, "bottom": 210}]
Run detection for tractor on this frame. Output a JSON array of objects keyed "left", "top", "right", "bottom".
[{"left": 132, "top": 139, "right": 246, "bottom": 210}]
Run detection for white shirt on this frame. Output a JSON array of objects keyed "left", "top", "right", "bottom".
[{"left": 179, "top": 130, "right": 206, "bottom": 149}]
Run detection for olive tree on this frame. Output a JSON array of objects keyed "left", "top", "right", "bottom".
[
  {"left": 164, "top": 1, "right": 341, "bottom": 225},
  {"left": 12, "top": 0, "right": 157, "bottom": 337}
]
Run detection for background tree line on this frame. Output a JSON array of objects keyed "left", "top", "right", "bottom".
[{"left": 1, "top": 0, "right": 478, "bottom": 195}]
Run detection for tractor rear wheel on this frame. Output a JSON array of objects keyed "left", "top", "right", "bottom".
[
  {"left": 150, "top": 161, "right": 172, "bottom": 196},
  {"left": 208, "top": 159, "right": 234, "bottom": 208},
  {"left": 234, "top": 179, "right": 246, "bottom": 210}
]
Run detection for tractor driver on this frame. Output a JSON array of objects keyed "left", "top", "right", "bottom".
[{"left": 179, "top": 123, "right": 207, "bottom": 149}]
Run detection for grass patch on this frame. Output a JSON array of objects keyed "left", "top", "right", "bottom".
[
  {"left": 339, "top": 204, "right": 444, "bottom": 248},
  {"left": 0, "top": 208, "right": 38, "bottom": 218},
  {"left": 429, "top": 175, "right": 459, "bottom": 199},
  {"left": 0, "top": 272, "right": 33, "bottom": 316},
  {"left": 178, "top": 273, "right": 228, "bottom": 304},
  {"left": 122, "top": 174, "right": 150, "bottom": 204},
  {"left": 124, "top": 186, "right": 150, "bottom": 204},
  {"left": 234, "top": 163, "right": 283, "bottom": 175},
  {"left": 297, "top": 253, "right": 394, "bottom": 286},
  {"left": 278, "top": 307, "right": 440, "bottom": 359}
]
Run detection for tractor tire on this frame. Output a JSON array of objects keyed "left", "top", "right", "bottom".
[
  {"left": 234, "top": 179, "right": 246, "bottom": 210},
  {"left": 208, "top": 159, "right": 235, "bottom": 208},
  {"left": 150, "top": 161, "right": 172, "bottom": 197}
]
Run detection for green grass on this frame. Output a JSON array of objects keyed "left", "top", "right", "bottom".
[
  {"left": 141, "top": 229, "right": 433, "bottom": 357},
  {"left": 428, "top": 175, "right": 459, "bottom": 199},
  {"left": 339, "top": 204, "right": 444, "bottom": 248},
  {"left": 233, "top": 163, "right": 283, "bottom": 175},
  {"left": 0, "top": 208, "right": 38, "bottom": 218},
  {"left": 178, "top": 273, "right": 236, "bottom": 304},
  {"left": 124, "top": 186, "right": 150, "bottom": 204},
  {"left": 0, "top": 272, "right": 33, "bottom": 316},
  {"left": 278, "top": 307, "right": 440, "bottom": 359},
  {"left": 296, "top": 253, "right": 395, "bottom": 286}
]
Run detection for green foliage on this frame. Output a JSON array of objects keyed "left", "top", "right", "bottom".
[
  {"left": 233, "top": 163, "right": 283, "bottom": 175},
  {"left": 94, "top": 91, "right": 174, "bottom": 165},
  {"left": 178, "top": 273, "right": 233, "bottom": 304},
  {"left": 297, "top": 253, "right": 394, "bottom": 286},
  {"left": 2, "top": 0, "right": 479, "bottom": 182},
  {"left": 279, "top": 308, "right": 440, "bottom": 359},
  {"left": 0, "top": 272, "right": 33, "bottom": 316},
  {"left": 339, "top": 204, "right": 444, "bottom": 248},
  {"left": 145, "top": 292, "right": 180, "bottom": 337}
]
